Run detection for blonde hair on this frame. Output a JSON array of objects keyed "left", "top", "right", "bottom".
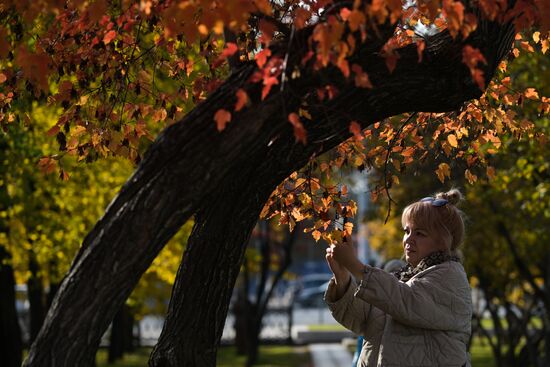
[{"left": 401, "top": 188, "right": 466, "bottom": 251}]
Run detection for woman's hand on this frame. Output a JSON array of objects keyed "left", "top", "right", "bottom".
[
  {"left": 326, "top": 245, "right": 351, "bottom": 298},
  {"left": 330, "top": 241, "right": 365, "bottom": 280},
  {"left": 326, "top": 245, "right": 348, "bottom": 278}
]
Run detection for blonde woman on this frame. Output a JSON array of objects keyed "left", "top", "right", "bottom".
[{"left": 325, "top": 189, "right": 472, "bottom": 367}]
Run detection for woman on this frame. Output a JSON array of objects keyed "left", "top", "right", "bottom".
[{"left": 325, "top": 189, "right": 472, "bottom": 366}]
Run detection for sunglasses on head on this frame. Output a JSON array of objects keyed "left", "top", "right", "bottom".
[{"left": 420, "top": 197, "right": 449, "bottom": 207}]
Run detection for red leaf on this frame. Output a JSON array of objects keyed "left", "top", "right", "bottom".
[
  {"left": 385, "top": 53, "right": 399, "bottom": 73},
  {"left": 103, "top": 30, "right": 117, "bottom": 45},
  {"left": 349, "top": 121, "right": 363, "bottom": 140},
  {"left": 261, "top": 76, "right": 279, "bottom": 100},
  {"left": 462, "top": 45, "right": 487, "bottom": 89},
  {"left": 0, "top": 27, "right": 9, "bottom": 59},
  {"left": 259, "top": 20, "right": 276, "bottom": 44},
  {"left": 46, "top": 125, "right": 60, "bottom": 136},
  {"left": 214, "top": 109, "right": 231, "bottom": 131},
  {"left": 288, "top": 113, "right": 307, "bottom": 144},
  {"left": 351, "top": 64, "right": 373, "bottom": 88},
  {"left": 235, "top": 89, "right": 248, "bottom": 111},
  {"left": 222, "top": 42, "right": 238, "bottom": 58},
  {"left": 416, "top": 40, "right": 426, "bottom": 62},
  {"left": 37, "top": 157, "right": 58, "bottom": 175},
  {"left": 256, "top": 48, "right": 271, "bottom": 68}
]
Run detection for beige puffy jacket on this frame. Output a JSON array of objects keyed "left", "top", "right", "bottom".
[{"left": 325, "top": 261, "right": 472, "bottom": 367}]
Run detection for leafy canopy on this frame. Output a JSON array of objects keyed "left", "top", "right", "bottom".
[{"left": 0, "top": 0, "right": 548, "bottom": 244}]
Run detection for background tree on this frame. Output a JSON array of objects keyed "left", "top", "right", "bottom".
[
  {"left": 0, "top": 101, "right": 193, "bottom": 364},
  {"left": 233, "top": 219, "right": 298, "bottom": 367},
  {"left": 0, "top": 0, "right": 548, "bottom": 366}
]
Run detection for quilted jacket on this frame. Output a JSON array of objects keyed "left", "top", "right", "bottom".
[{"left": 325, "top": 261, "right": 472, "bottom": 367}]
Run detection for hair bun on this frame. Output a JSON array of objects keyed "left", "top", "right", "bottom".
[{"left": 435, "top": 188, "right": 463, "bottom": 206}]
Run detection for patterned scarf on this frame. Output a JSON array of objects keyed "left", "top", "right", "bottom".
[{"left": 394, "top": 250, "right": 460, "bottom": 282}]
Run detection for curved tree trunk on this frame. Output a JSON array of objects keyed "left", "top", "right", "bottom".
[{"left": 24, "top": 8, "right": 515, "bottom": 366}]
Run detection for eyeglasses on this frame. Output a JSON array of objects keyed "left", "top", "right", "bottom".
[{"left": 420, "top": 197, "right": 448, "bottom": 207}]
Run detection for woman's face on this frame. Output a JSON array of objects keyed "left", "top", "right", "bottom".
[{"left": 402, "top": 221, "right": 444, "bottom": 267}]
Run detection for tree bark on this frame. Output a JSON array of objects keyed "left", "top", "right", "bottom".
[{"left": 25, "top": 8, "right": 516, "bottom": 366}]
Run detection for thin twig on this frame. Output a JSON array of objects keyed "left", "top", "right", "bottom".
[{"left": 383, "top": 111, "right": 417, "bottom": 223}]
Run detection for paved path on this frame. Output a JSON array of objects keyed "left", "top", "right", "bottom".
[{"left": 310, "top": 343, "right": 353, "bottom": 367}]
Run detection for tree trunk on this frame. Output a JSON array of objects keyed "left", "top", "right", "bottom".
[
  {"left": 0, "top": 246, "right": 23, "bottom": 367},
  {"left": 148, "top": 152, "right": 286, "bottom": 366},
  {"left": 25, "top": 8, "right": 516, "bottom": 366}
]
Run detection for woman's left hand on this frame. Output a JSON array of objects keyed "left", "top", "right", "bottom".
[{"left": 331, "top": 240, "right": 365, "bottom": 280}]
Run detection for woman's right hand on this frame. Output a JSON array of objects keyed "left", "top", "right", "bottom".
[{"left": 326, "top": 244, "right": 351, "bottom": 285}]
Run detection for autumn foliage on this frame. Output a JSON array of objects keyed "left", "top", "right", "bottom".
[{"left": 1, "top": 0, "right": 548, "bottom": 245}]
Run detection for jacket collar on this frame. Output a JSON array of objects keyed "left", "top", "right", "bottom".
[{"left": 395, "top": 250, "right": 460, "bottom": 282}]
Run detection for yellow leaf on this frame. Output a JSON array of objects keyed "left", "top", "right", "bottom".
[
  {"left": 435, "top": 163, "right": 451, "bottom": 183},
  {"left": 299, "top": 108, "right": 312, "bottom": 120},
  {"left": 291, "top": 207, "right": 305, "bottom": 221},
  {"left": 447, "top": 134, "right": 458, "bottom": 148},
  {"left": 344, "top": 222, "right": 353, "bottom": 237}
]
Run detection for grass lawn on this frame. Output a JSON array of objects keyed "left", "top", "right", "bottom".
[
  {"left": 217, "top": 345, "right": 311, "bottom": 367},
  {"left": 95, "top": 345, "right": 311, "bottom": 367},
  {"left": 307, "top": 324, "right": 346, "bottom": 331}
]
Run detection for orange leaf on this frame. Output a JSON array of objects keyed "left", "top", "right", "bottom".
[
  {"left": 235, "top": 89, "right": 248, "bottom": 111},
  {"left": 0, "top": 72, "right": 6, "bottom": 84},
  {"left": 103, "top": 30, "right": 117, "bottom": 45},
  {"left": 401, "top": 146, "right": 415, "bottom": 157},
  {"left": 341, "top": 185, "right": 348, "bottom": 196},
  {"left": 312, "top": 230, "right": 321, "bottom": 242},
  {"left": 465, "top": 169, "right": 477, "bottom": 184},
  {"left": 347, "top": 10, "right": 366, "bottom": 32},
  {"left": 486, "top": 166, "right": 496, "bottom": 180},
  {"left": 524, "top": 88, "right": 539, "bottom": 100},
  {"left": 214, "top": 109, "right": 231, "bottom": 131}
]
